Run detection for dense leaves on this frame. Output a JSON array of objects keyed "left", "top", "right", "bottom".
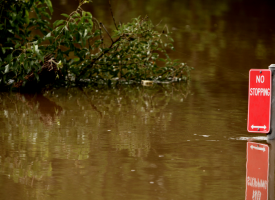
[
  {"left": 0, "top": 0, "right": 192, "bottom": 91},
  {"left": 0, "top": 0, "right": 53, "bottom": 89}
]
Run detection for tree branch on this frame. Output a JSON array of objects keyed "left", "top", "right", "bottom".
[
  {"left": 100, "top": 22, "right": 113, "bottom": 43},
  {"left": 77, "top": 36, "right": 123, "bottom": 79},
  {"left": 108, "top": 0, "right": 118, "bottom": 30}
]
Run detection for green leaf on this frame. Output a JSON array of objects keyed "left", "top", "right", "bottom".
[
  {"left": 72, "top": 12, "right": 81, "bottom": 18},
  {"left": 6, "top": 54, "right": 12, "bottom": 63},
  {"left": 44, "top": 32, "right": 51, "bottom": 39},
  {"left": 34, "top": 45, "right": 43, "bottom": 61},
  {"left": 83, "top": 29, "right": 88, "bottom": 38},
  {"left": 79, "top": 17, "right": 85, "bottom": 27},
  {"left": 169, "top": 37, "right": 174, "bottom": 42},
  {"left": 69, "top": 22, "right": 76, "bottom": 31},
  {"left": 82, "top": 38, "right": 86, "bottom": 46},
  {"left": 85, "top": 12, "right": 92, "bottom": 17},
  {"left": 4, "top": 64, "right": 9, "bottom": 74},
  {"left": 9, "top": 20, "right": 14, "bottom": 27},
  {"left": 94, "top": 29, "right": 101, "bottom": 37},
  {"left": 45, "top": 0, "right": 53, "bottom": 14},
  {"left": 53, "top": 20, "right": 65, "bottom": 28},
  {"left": 54, "top": 26, "right": 63, "bottom": 33},
  {"left": 11, "top": 13, "right": 16, "bottom": 21},
  {"left": 19, "top": 54, "right": 25, "bottom": 63},
  {"left": 61, "top": 13, "right": 70, "bottom": 18},
  {"left": 88, "top": 19, "right": 93, "bottom": 29},
  {"left": 15, "top": 43, "right": 20, "bottom": 49},
  {"left": 25, "top": 10, "right": 30, "bottom": 25},
  {"left": 64, "top": 26, "right": 69, "bottom": 39}
]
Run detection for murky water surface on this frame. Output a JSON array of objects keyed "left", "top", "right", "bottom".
[{"left": 1, "top": 0, "right": 275, "bottom": 199}]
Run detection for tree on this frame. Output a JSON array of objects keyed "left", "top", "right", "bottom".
[{"left": 0, "top": 0, "right": 192, "bottom": 92}]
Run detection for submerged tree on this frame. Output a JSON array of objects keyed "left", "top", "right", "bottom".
[{"left": 0, "top": 0, "right": 192, "bottom": 91}]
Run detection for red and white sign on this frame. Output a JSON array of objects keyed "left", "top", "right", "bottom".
[
  {"left": 246, "top": 142, "right": 269, "bottom": 200},
  {"left": 247, "top": 69, "right": 271, "bottom": 133}
]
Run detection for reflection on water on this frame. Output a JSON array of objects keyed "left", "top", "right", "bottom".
[
  {"left": 0, "top": 83, "right": 194, "bottom": 199},
  {"left": 1, "top": 0, "right": 275, "bottom": 199},
  {"left": 245, "top": 142, "right": 269, "bottom": 200},
  {"left": 245, "top": 141, "right": 275, "bottom": 200},
  {"left": 230, "top": 136, "right": 268, "bottom": 141},
  {"left": 0, "top": 81, "right": 247, "bottom": 200}
]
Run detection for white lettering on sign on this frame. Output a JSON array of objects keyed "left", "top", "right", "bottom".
[
  {"left": 256, "top": 75, "right": 265, "bottom": 83},
  {"left": 249, "top": 88, "right": 270, "bottom": 96},
  {"left": 252, "top": 190, "right": 261, "bottom": 200},
  {"left": 247, "top": 176, "right": 268, "bottom": 189}
]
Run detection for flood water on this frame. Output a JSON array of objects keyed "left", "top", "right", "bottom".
[{"left": 1, "top": 0, "right": 275, "bottom": 199}]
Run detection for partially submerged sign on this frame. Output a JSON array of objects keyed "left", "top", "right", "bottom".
[
  {"left": 246, "top": 142, "right": 269, "bottom": 200},
  {"left": 247, "top": 69, "right": 271, "bottom": 133}
]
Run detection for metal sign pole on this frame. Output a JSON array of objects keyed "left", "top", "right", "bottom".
[{"left": 268, "top": 64, "right": 275, "bottom": 140}]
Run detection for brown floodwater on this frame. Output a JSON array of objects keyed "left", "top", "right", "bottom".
[{"left": 1, "top": 0, "right": 275, "bottom": 199}]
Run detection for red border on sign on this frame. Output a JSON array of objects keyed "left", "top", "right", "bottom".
[{"left": 247, "top": 69, "right": 271, "bottom": 133}]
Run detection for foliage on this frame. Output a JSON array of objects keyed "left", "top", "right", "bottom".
[
  {"left": 0, "top": 0, "right": 192, "bottom": 90},
  {"left": 0, "top": 0, "right": 53, "bottom": 89}
]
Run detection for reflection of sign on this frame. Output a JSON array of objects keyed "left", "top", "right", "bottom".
[
  {"left": 250, "top": 145, "right": 266, "bottom": 152},
  {"left": 247, "top": 69, "right": 271, "bottom": 133},
  {"left": 246, "top": 142, "right": 269, "bottom": 200}
]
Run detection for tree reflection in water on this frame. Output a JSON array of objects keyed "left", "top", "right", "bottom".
[{"left": 0, "top": 82, "right": 190, "bottom": 195}]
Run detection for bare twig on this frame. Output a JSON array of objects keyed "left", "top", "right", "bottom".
[
  {"left": 108, "top": 0, "right": 118, "bottom": 30},
  {"left": 101, "top": 22, "right": 113, "bottom": 43},
  {"left": 156, "top": 19, "right": 163, "bottom": 27},
  {"left": 162, "top": 24, "right": 169, "bottom": 34},
  {"left": 92, "top": 17, "right": 104, "bottom": 48}
]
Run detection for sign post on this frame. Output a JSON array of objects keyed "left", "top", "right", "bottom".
[
  {"left": 246, "top": 142, "right": 269, "bottom": 200},
  {"left": 247, "top": 69, "right": 271, "bottom": 134},
  {"left": 268, "top": 64, "right": 275, "bottom": 139}
]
